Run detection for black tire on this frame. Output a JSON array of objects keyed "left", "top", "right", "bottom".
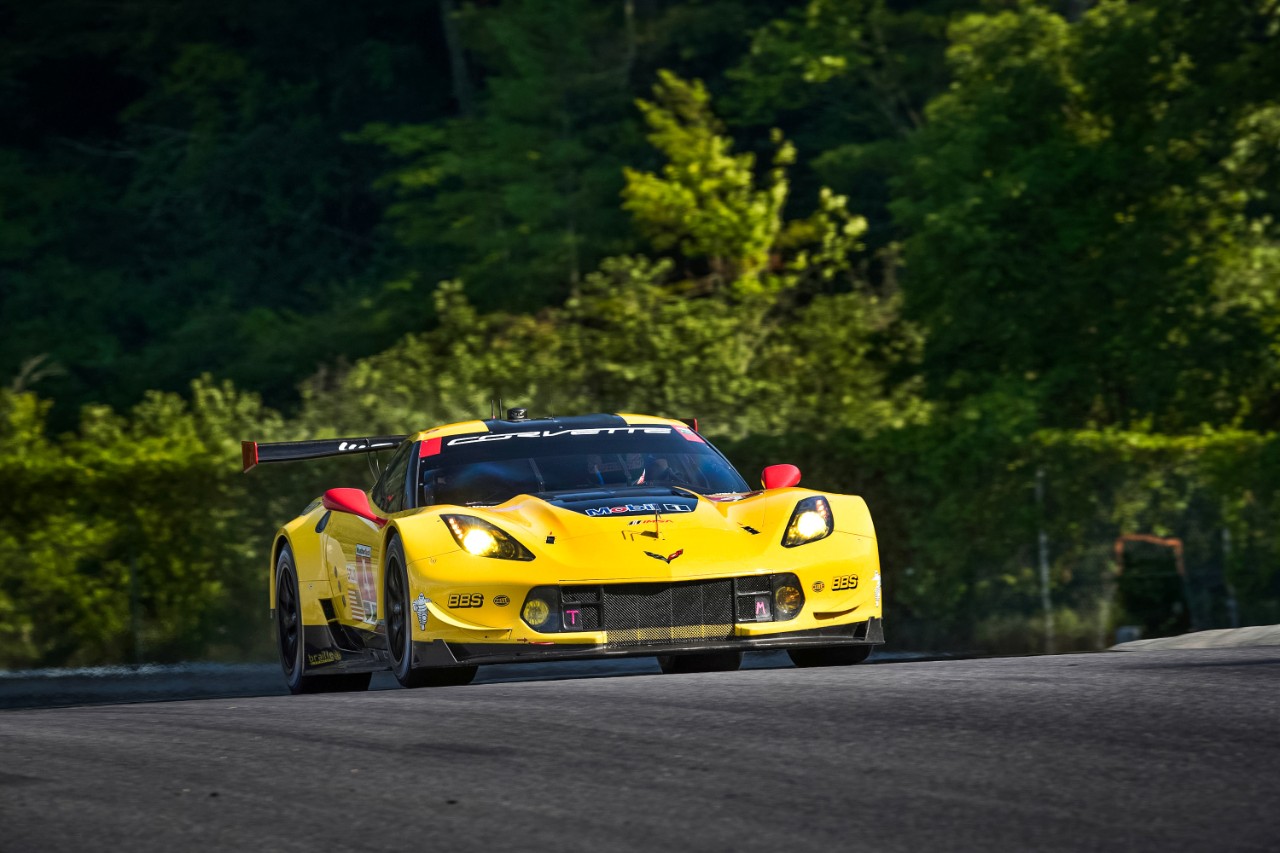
[
  {"left": 656, "top": 651, "right": 743, "bottom": 674},
  {"left": 385, "top": 536, "right": 478, "bottom": 689},
  {"left": 787, "top": 645, "right": 873, "bottom": 668},
  {"left": 275, "top": 545, "right": 372, "bottom": 695}
]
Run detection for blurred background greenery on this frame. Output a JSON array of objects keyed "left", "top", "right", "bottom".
[{"left": 2, "top": 0, "right": 1277, "bottom": 668}]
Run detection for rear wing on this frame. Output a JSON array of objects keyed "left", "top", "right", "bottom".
[{"left": 241, "top": 436, "right": 408, "bottom": 472}]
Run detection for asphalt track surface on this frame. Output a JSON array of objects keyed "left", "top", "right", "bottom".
[{"left": 1, "top": 648, "right": 1276, "bottom": 853}]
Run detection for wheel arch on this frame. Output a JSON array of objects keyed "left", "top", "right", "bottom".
[
  {"left": 269, "top": 532, "right": 292, "bottom": 611},
  {"left": 385, "top": 513, "right": 456, "bottom": 568},
  {"left": 270, "top": 509, "right": 331, "bottom": 614},
  {"left": 381, "top": 521, "right": 402, "bottom": 557}
]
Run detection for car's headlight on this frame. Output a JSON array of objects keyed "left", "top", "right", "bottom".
[
  {"left": 443, "top": 515, "right": 534, "bottom": 561},
  {"left": 782, "top": 496, "right": 833, "bottom": 547}
]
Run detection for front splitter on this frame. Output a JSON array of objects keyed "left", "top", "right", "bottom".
[{"left": 411, "top": 617, "right": 883, "bottom": 668}]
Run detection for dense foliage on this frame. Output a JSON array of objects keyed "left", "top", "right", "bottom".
[{"left": 2, "top": 0, "right": 1277, "bottom": 667}]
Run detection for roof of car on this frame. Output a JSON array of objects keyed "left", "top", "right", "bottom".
[{"left": 408, "top": 413, "right": 687, "bottom": 443}]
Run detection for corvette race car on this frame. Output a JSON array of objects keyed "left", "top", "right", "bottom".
[{"left": 243, "top": 411, "right": 883, "bottom": 693}]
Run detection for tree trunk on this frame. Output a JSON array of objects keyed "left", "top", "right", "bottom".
[{"left": 440, "top": 0, "right": 475, "bottom": 116}]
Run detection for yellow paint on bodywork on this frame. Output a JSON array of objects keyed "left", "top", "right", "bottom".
[
  {"left": 408, "top": 420, "right": 490, "bottom": 442},
  {"left": 397, "top": 503, "right": 881, "bottom": 645},
  {"left": 273, "top": 413, "right": 883, "bottom": 648},
  {"left": 269, "top": 504, "right": 331, "bottom": 611},
  {"left": 423, "top": 600, "right": 512, "bottom": 639}
]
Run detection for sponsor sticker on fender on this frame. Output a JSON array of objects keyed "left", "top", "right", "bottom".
[{"left": 412, "top": 593, "right": 429, "bottom": 630}]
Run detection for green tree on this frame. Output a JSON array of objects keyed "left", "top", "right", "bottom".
[
  {"left": 729, "top": 0, "right": 971, "bottom": 247},
  {"left": 356, "top": 0, "right": 643, "bottom": 310},
  {"left": 0, "top": 379, "right": 294, "bottom": 667},
  {"left": 596, "top": 72, "right": 923, "bottom": 436},
  {"left": 313, "top": 73, "right": 924, "bottom": 441},
  {"left": 297, "top": 280, "right": 589, "bottom": 435},
  {"left": 623, "top": 71, "right": 792, "bottom": 293},
  {"left": 892, "top": 0, "right": 1280, "bottom": 430},
  {"left": 0, "top": 1, "right": 454, "bottom": 418}
]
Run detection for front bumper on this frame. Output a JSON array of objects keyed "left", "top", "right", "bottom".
[{"left": 410, "top": 617, "right": 884, "bottom": 668}]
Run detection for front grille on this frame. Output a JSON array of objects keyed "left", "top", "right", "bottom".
[
  {"left": 560, "top": 586, "right": 602, "bottom": 630},
  {"left": 560, "top": 579, "right": 735, "bottom": 647}
]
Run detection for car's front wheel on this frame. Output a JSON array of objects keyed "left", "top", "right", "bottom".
[
  {"left": 787, "top": 645, "right": 873, "bottom": 668},
  {"left": 385, "top": 536, "right": 477, "bottom": 688},
  {"left": 656, "top": 651, "right": 743, "bottom": 674},
  {"left": 275, "top": 544, "right": 371, "bottom": 694}
]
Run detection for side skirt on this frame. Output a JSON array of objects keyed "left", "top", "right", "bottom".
[{"left": 297, "top": 623, "right": 389, "bottom": 675}]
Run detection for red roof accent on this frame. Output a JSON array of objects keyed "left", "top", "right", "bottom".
[
  {"left": 419, "top": 437, "right": 442, "bottom": 458},
  {"left": 676, "top": 427, "right": 705, "bottom": 444}
]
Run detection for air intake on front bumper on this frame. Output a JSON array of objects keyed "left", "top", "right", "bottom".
[{"left": 522, "top": 575, "right": 803, "bottom": 647}]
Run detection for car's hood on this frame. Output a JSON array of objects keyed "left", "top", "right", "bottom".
[
  {"left": 469, "top": 487, "right": 788, "bottom": 583},
  {"left": 394, "top": 486, "right": 873, "bottom": 582}
]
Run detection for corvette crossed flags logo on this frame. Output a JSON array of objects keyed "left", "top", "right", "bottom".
[{"left": 644, "top": 549, "right": 684, "bottom": 564}]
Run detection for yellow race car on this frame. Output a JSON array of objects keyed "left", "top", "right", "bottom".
[{"left": 243, "top": 411, "right": 883, "bottom": 693}]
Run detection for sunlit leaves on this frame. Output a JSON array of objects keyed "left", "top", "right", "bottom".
[{"left": 894, "top": 0, "right": 1280, "bottom": 430}]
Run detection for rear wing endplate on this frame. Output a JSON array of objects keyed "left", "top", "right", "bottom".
[{"left": 241, "top": 436, "right": 408, "bottom": 472}]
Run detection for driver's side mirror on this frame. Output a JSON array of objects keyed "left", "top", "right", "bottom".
[
  {"left": 761, "top": 464, "right": 802, "bottom": 490},
  {"left": 322, "top": 487, "right": 387, "bottom": 527}
]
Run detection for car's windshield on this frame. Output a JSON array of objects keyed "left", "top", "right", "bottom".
[{"left": 420, "top": 425, "right": 750, "bottom": 506}]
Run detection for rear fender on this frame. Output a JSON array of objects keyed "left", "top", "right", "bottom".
[{"left": 269, "top": 504, "right": 331, "bottom": 614}]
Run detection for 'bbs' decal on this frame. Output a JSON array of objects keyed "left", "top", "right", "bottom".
[
  {"left": 448, "top": 593, "right": 484, "bottom": 608},
  {"left": 832, "top": 574, "right": 859, "bottom": 591}
]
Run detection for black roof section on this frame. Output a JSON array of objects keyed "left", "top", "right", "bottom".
[{"left": 480, "top": 413, "right": 629, "bottom": 435}]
